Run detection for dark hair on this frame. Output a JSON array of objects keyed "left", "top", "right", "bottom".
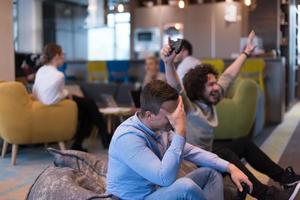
[
  {"left": 183, "top": 64, "right": 218, "bottom": 101},
  {"left": 182, "top": 39, "right": 193, "bottom": 55},
  {"left": 42, "top": 43, "right": 62, "bottom": 64},
  {"left": 140, "top": 80, "right": 178, "bottom": 116}
]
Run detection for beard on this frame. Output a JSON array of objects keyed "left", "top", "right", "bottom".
[{"left": 202, "top": 91, "right": 220, "bottom": 105}]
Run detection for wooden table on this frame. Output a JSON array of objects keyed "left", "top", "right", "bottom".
[{"left": 99, "top": 107, "right": 136, "bottom": 134}]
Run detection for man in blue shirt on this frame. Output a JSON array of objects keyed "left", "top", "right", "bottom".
[{"left": 107, "top": 80, "right": 252, "bottom": 200}]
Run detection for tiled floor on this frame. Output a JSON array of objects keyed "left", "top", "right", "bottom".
[
  {"left": 0, "top": 137, "right": 107, "bottom": 200},
  {"left": 245, "top": 102, "right": 300, "bottom": 200}
]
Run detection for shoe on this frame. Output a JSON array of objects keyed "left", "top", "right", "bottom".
[
  {"left": 280, "top": 167, "right": 300, "bottom": 187},
  {"left": 264, "top": 184, "right": 300, "bottom": 200},
  {"left": 288, "top": 183, "right": 300, "bottom": 200}
]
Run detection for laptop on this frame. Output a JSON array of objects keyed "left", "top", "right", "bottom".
[
  {"left": 131, "top": 90, "right": 141, "bottom": 108},
  {"left": 96, "top": 94, "right": 118, "bottom": 108}
]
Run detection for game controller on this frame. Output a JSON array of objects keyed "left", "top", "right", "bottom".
[
  {"left": 238, "top": 182, "right": 250, "bottom": 200},
  {"left": 169, "top": 38, "right": 183, "bottom": 54}
]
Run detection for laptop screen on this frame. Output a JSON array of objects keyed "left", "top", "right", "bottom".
[{"left": 131, "top": 90, "right": 141, "bottom": 108}]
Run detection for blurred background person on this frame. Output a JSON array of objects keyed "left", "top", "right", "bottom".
[
  {"left": 142, "top": 56, "right": 166, "bottom": 87},
  {"left": 175, "top": 39, "right": 201, "bottom": 81}
]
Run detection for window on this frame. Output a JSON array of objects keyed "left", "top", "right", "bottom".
[
  {"left": 298, "top": 5, "right": 300, "bottom": 64},
  {"left": 88, "top": 12, "right": 130, "bottom": 60},
  {"left": 13, "top": 0, "right": 18, "bottom": 51}
]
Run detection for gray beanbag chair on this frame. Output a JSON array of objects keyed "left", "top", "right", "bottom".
[{"left": 26, "top": 148, "right": 114, "bottom": 200}]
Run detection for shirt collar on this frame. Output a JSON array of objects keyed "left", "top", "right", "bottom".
[
  {"left": 133, "top": 112, "right": 161, "bottom": 140},
  {"left": 44, "top": 64, "right": 58, "bottom": 71},
  {"left": 194, "top": 100, "right": 211, "bottom": 114}
]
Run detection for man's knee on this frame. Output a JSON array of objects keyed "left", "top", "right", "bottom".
[
  {"left": 176, "top": 177, "right": 200, "bottom": 193},
  {"left": 206, "top": 168, "right": 223, "bottom": 181},
  {"left": 217, "top": 148, "right": 239, "bottom": 161}
]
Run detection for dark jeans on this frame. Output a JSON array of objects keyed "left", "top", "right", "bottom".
[
  {"left": 72, "top": 95, "right": 111, "bottom": 148},
  {"left": 213, "top": 137, "right": 284, "bottom": 199}
]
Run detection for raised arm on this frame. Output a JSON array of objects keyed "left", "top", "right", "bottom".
[
  {"left": 160, "top": 44, "right": 182, "bottom": 91},
  {"left": 160, "top": 43, "right": 195, "bottom": 112},
  {"left": 222, "top": 30, "right": 256, "bottom": 79}
]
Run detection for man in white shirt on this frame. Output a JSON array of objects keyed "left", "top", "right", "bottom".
[
  {"left": 33, "top": 43, "right": 111, "bottom": 151},
  {"left": 175, "top": 39, "right": 201, "bottom": 80}
]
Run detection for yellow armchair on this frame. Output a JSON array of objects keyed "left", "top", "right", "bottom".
[
  {"left": 0, "top": 82, "right": 78, "bottom": 165},
  {"left": 201, "top": 59, "right": 225, "bottom": 74},
  {"left": 214, "top": 79, "right": 258, "bottom": 139}
]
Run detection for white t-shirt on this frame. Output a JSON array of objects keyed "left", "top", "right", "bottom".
[
  {"left": 33, "top": 65, "right": 68, "bottom": 105},
  {"left": 176, "top": 56, "right": 201, "bottom": 81}
]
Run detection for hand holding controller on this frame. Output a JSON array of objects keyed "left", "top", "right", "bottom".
[
  {"left": 169, "top": 38, "right": 183, "bottom": 54},
  {"left": 238, "top": 182, "right": 250, "bottom": 200}
]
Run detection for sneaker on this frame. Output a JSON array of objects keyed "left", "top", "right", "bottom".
[
  {"left": 265, "top": 183, "right": 300, "bottom": 200},
  {"left": 280, "top": 167, "right": 300, "bottom": 187},
  {"left": 288, "top": 183, "right": 300, "bottom": 200}
]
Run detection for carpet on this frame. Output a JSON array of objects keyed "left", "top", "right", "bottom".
[
  {"left": 0, "top": 137, "right": 106, "bottom": 200},
  {"left": 0, "top": 147, "right": 52, "bottom": 199}
]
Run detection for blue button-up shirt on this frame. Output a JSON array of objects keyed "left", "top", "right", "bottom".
[{"left": 106, "top": 113, "right": 229, "bottom": 200}]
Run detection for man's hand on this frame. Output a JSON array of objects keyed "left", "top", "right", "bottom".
[
  {"left": 161, "top": 96, "right": 186, "bottom": 136},
  {"left": 244, "top": 30, "right": 256, "bottom": 55},
  {"left": 160, "top": 43, "right": 176, "bottom": 67},
  {"left": 227, "top": 163, "right": 253, "bottom": 193}
]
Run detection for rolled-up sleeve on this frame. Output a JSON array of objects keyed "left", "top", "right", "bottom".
[{"left": 217, "top": 73, "right": 234, "bottom": 98}]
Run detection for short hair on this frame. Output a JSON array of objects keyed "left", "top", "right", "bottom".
[
  {"left": 42, "top": 43, "right": 62, "bottom": 64},
  {"left": 182, "top": 39, "right": 193, "bottom": 55},
  {"left": 140, "top": 80, "right": 178, "bottom": 116},
  {"left": 183, "top": 64, "right": 218, "bottom": 101}
]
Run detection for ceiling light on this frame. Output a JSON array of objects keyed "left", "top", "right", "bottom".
[
  {"left": 178, "top": 0, "right": 185, "bottom": 9},
  {"left": 117, "top": 3, "right": 124, "bottom": 12},
  {"left": 244, "top": 0, "right": 252, "bottom": 6},
  {"left": 175, "top": 23, "right": 181, "bottom": 30}
]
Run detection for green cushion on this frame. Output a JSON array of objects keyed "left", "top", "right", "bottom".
[{"left": 214, "top": 79, "right": 258, "bottom": 139}]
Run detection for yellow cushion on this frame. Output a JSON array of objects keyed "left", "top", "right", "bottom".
[
  {"left": 240, "top": 58, "right": 265, "bottom": 91},
  {"left": 202, "top": 59, "right": 225, "bottom": 74},
  {"left": 0, "top": 82, "right": 77, "bottom": 144}
]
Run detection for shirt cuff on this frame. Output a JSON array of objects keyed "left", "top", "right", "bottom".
[{"left": 216, "top": 159, "right": 230, "bottom": 173}]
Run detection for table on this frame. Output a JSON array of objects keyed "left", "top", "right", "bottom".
[{"left": 99, "top": 107, "right": 136, "bottom": 134}]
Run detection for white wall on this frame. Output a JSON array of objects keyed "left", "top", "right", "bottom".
[
  {"left": 0, "top": 0, "right": 15, "bottom": 81},
  {"left": 18, "top": 0, "right": 43, "bottom": 53}
]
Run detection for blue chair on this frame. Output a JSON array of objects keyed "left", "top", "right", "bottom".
[
  {"left": 106, "top": 61, "right": 129, "bottom": 83},
  {"left": 58, "top": 63, "right": 67, "bottom": 78},
  {"left": 159, "top": 59, "right": 165, "bottom": 73}
]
